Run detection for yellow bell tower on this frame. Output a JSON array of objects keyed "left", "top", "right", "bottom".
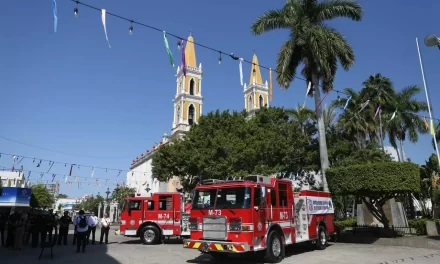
[
  {"left": 244, "top": 53, "right": 269, "bottom": 117},
  {"left": 172, "top": 33, "right": 204, "bottom": 138}
]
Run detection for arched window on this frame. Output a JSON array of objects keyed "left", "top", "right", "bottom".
[
  {"left": 188, "top": 105, "right": 195, "bottom": 125},
  {"left": 259, "top": 95, "right": 264, "bottom": 108},
  {"left": 248, "top": 96, "right": 253, "bottom": 109},
  {"left": 189, "top": 79, "right": 195, "bottom": 95}
]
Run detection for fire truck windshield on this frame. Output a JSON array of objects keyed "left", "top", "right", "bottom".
[{"left": 192, "top": 187, "right": 252, "bottom": 209}]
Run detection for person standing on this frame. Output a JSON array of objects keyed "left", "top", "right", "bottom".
[
  {"left": 74, "top": 210, "right": 91, "bottom": 253},
  {"left": 14, "top": 214, "right": 26, "bottom": 250},
  {"left": 57, "top": 211, "right": 71, "bottom": 246},
  {"left": 87, "top": 212, "right": 98, "bottom": 245},
  {"left": 0, "top": 213, "right": 6, "bottom": 247},
  {"left": 46, "top": 209, "right": 57, "bottom": 242},
  {"left": 99, "top": 213, "right": 111, "bottom": 244}
]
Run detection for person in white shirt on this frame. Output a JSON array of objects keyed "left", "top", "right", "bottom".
[
  {"left": 99, "top": 213, "right": 111, "bottom": 244},
  {"left": 74, "top": 210, "right": 93, "bottom": 253},
  {"left": 86, "top": 212, "right": 98, "bottom": 245}
]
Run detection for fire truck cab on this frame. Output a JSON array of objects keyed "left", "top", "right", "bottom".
[
  {"left": 119, "top": 192, "right": 191, "bottom": 245},
  {"left": 183, "top": 176, "right": 335, "bottom": 263}
]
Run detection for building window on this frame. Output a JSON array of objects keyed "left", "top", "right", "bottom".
[
  {"left": 249, "top": 96, "right": 253, "bottom": 110},
  {"left": 188, "top": 105, "right": 195, "bottom": 125},
  {"left": 259, "top": 95, "right": 264, "bottom": 108},
  {"left": 189, "top": 79, "right": 195, "bottom": 95}
]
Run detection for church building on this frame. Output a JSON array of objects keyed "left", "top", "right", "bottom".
[
  {"left": 126, "top": 33, "right": 203, "bottom": 196},
  {"left": 243, "top": 53, "right": 270, "bottom": 116}
]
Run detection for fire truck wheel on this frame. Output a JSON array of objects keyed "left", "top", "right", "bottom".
[
  {"left": 264, "top": 231, "right": 284, "bottom": 263},
  {"left": 316, "top": 225, "right": 328, "bottom": 250},
  {"left": 140, "top": 226, "right": 160, "bottom": 245}
]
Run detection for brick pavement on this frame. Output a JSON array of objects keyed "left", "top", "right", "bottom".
[{"left": 1, "top": 232, "right": 439, "bottom": 264}]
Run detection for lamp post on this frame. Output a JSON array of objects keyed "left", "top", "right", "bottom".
[
  {"left": 417, "top": 36, "right": 440, "bottom": 171},
  {"left": 105, "top": 187, "right": 111, "bottom": 201}
]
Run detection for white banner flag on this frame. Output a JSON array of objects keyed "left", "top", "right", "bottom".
[{"left": 101, "top": 9, "right": 111, "bottom": 48}]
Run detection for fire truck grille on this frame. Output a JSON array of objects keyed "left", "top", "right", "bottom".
[{"left": 202, "top": 216, "right": 227, "bottom": 240}]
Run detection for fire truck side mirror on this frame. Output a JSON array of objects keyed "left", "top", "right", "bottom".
[{"left": 253, "top": 206, "right": 259, "bottom": 211}]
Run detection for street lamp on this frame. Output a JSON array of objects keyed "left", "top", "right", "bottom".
[
  {"left": 416, "top": 37, "right": 440, "bottom": 172},
  {"left": 424, "top": 34, "right": 440, "bottom": 49},
  {"left": 105, "top": 187, "right": 111, "bottom": 201}
]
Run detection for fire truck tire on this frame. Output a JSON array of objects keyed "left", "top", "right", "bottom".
[
  {"left": 140, "top": 226, "right": 160, "bottom": 245},
  {"left": 264, "top": 230, "right": 284, "bottom": 263},
  {"left": 316, "top": 225, "right": 328, "bottom": 250}
]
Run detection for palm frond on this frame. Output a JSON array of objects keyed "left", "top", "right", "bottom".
[{"left": 315, "top": 0, "right": 363, "bottom": 23}]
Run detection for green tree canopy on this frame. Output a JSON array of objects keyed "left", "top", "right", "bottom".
[
  {"left": 56, "top": 193, "right": 68, "bottom": 199},
  {"left": 152, "top": 107, "right": 316, "bottom": 192},
  {"left": 77, "top": 195, "right": 105, "bottom": 215},
  {"left": 111, "top": 186, "right": 136, "bottom": 207},
  {"left": 327, "top": 162, "right": 420, "bottom": 228},
  {"left": 30, "top": 184, "right": 55, "bottom": 209}
]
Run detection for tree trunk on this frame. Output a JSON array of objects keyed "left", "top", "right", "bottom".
[
  {"left": 312, "top": 74, "right": 330, "bottom": 192},
  {"left": 377, "top": 204, "right": 390, "bottom": 229},
  {"left": 378, "top": 110, "right": 385, "bottom": 153},
  {"left": 395, "top": 147, "right": 401, "bottom": 162},
  {"left": 400, "top": 139, "right": 407, "bottom": 162}
]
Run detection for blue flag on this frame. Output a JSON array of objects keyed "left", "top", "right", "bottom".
[{"left": 52, "top": 0, "right": 58, "bottom": 33}]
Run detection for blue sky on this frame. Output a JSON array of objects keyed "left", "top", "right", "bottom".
[{"left": 1, "top": 0, "right": 439, "bottom": 197}]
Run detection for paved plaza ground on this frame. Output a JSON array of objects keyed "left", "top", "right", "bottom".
[{"left": 1, "top": 231, "right": 439, "bottom": 264}]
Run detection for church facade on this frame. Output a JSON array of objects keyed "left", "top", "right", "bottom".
[{"left": 126, "top": 34, "right": 203, "bottom": 196}]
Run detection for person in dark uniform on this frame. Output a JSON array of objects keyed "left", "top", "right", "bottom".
[
  {"left": 31, "top": 211, "right": 41, "bottom": 248},
  {"left": 6, "top": 213, "right": 18, "bottom": 247},
  {"left": 57, "top": 211, "right": 71, "bottom": 245},
  {"left": 0, "top": 213, "right": 6, "bottom": 247},
  {"left": 25, "top": 211, "right": 36, "bottom": 245},
  {"left": 46, "top": 209, "right": 57, "bottom": 242},
  {"left": 39, "top": 212, "right": 48, "bottom": 245}
]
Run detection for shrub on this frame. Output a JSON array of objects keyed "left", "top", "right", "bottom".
[
  {"left": 327, "top": 162, "right": 420, "bottom": 229},
  {"left": 408, "top": 218, "right": 440, "bottom": 235},
  {"left": 327, "top": 162, "right": 420, "bottom": 195}
]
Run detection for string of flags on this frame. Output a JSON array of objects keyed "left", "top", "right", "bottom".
[
  {"left": 48, "top": 0, "right": 355, "bottom": 104},
  {"left": 0, "top": 165, "right": 125, "bottom": 190}
]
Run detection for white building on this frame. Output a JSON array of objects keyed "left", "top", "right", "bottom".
[
  {"left": 54, "top": 197, "right": 80, "bottom": 213},
  {"left": 126, "top": 33, "right": 203, "bottom": 196},
  {"left": 0, "top": 171, "right": 28, "bottom": 188}
]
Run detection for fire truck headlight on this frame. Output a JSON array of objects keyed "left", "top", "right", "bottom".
[{"left": 229, "top": 217, "right": 242, "bottom": 231}]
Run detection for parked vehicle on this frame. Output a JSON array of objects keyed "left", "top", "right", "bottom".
[
  {"left": 119, "top": 192, "right": 190, "bottom": 245},
  {"left": 183, "top": 175, "right": 335, "bottom": 263}
]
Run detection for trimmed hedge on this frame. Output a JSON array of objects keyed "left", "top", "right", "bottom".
[
  {"left": 326, "top": 162, "right": 420, "bottom": 195},
  {"left": 407, "top": 218, "right": 440, "bottom": 235}
]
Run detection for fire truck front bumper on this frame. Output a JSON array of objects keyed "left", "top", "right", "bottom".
[{"left": 183, "top": 239, "right": 249, "bottom": 253}]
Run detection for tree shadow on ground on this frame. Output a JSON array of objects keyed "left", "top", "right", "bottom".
[
  {"left": 185, "top": 243, "right": 332, "bottom": 264},
  {"left": 335, "top": 231, "right": 381, "bottom": 244},
  {"left": 118, "top": 237, "right": 184, "bottom": 245},
  {"left": 0, "top": 234, "right": 119, "bottom": 264},
  {"left": 427, "top": 236, "right": 440, "bottom": 240}
]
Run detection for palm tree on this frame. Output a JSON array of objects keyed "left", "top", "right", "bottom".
[
  {"left": 360, "top": 74, "right": 397, "bottom": 152},
  {"left": 333, "top": 88, "right": 374, "bottom": 149},
  {"left": 385, "top": 86, "right": 428, "bottom": 161},
  {"left": 251, "top": 0, "right": 363, "bottom": 192},
  {"left": 286, "top": 104, "right": 314, "bottom": 137}
]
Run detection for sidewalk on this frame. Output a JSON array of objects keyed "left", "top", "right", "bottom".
[{"left": 337, "top": 233, "right": 440, "bottom": 250}]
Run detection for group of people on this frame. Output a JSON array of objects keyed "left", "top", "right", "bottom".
[
  {"left": 0, "top": 209, "right": 112, "bottom": 253},
  {"left": 0, "top": 209, "right": 57, "bottom": 250},
  {"left": 72, "top": 210, "right": 112, "bottom": 253}
]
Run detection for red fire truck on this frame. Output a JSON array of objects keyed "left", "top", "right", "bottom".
[
  {"left": 183, "top": 176, "right": 335, "bottom": 263},
  {"left": 119, "top": 192, "right": 191, "bottom": 245}
]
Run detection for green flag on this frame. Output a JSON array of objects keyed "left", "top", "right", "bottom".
[{"left": 163, "top": 31, "right": 174, "bottom": 67}]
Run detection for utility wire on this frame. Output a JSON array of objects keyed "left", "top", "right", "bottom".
[
  {"left": 67, "top": 0, "right": 350, "bottom": 96},
  {"left": 0, "top": 135, "right": 131, "bottom": 159}
]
